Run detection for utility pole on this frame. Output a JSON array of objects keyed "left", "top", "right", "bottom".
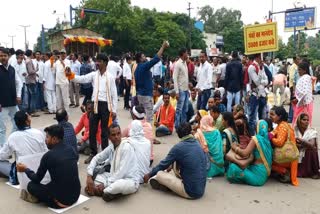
[
  {"left": 19, "top": 25, "right": 30, "bottom": 51},
  {"left": 8, "top": 35, "right": 15, "bottom": 48},
  {"left": 187, "top": 2, "right": 193, "bottom": 51}
]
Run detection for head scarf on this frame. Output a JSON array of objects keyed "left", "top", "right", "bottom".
[
  {"left": 294, "top": 113, "right": 317, "bottom": 163},
  {"left": 194, "top": 115, "right": 216, "bottom": 153},
  {"left": 253, "top": 120, "right": 273, "bottom": 173},
  {"left": 132, "top": 106, "right": 145, "bottom": 120},
  {"left": 129, "top": 120, "right": 145, "bottom": 138}
]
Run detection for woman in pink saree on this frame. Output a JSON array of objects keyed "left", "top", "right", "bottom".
[{"left": 292, "top": 62, "right": 313, "bottom": 127}]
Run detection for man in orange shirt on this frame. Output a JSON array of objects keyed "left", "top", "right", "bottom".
[{"left": 154, "top": 93, "right": 175, "bottom": 137}]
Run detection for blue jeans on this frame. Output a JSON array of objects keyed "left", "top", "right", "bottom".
[
  {"left": 175, "top": 91, "right": 189, "bottom": 129},
  {"left": 155, "top": 125, "right": 172, "bottom": 137},
  {"left": 288, "top": 104, "right": 293, "bottom": 123},
  {"left": 227, "top": 91, "right": 241, "bottom": 112},
  {"left": 197, "top": 89, "right": 211, "bottom": 110},
  {"left": 0, "top": 106, "right": 18, "bottom": 146},
  {"left": 19, "top": 83, "right": 29, "bottom": 111},
  {"left": 0, "top": 160, "right": 11, "bottom": 178},
  {"left": 248, "top": 95, "right": 266, "bottom": 136},
  {"left": 27, "top": 83, "right": 37, "bottom": 113},
  {"left": 36, "top": 82, "right": 46, "bottom": 110}
]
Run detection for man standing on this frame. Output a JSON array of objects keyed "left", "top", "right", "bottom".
[
  {"left": 195, "top": 51, "right": 212, "bottom": 110},
  {"left": 247, "top": 54, "right": 269, "bottom": 135},
  {"left": 33, "top": 51, "right": 46, "bottom": 111},
  {"left": 12, "top": 49, "right": 28, "bottom": 111},
  {"left": 69, "top": 53, "right": 81, "bottom": 108},
  {"left": 43, "top": 52, "right": 56, "bottom": 114},
  {"left": 225, "top": 51, "right": 243, "bottom": 112},
  {"left": 288, "top": 56, "right": 300, "bottom": 123},
  {"left": 217, "top": 57, "right": 227, "bottom": 88},
  {"left": 211, "top": 57, "right": 221, "bottom": 89},
  {"left": 55, "top": 49, "right": 70, "bottom": 113},
  {"left": 67, "top": 53, "right": 117, "bottom": 164},
  {"left": 135, "top": 41, "right": 169, "bottom": 123},
  {"left": 17, "top": 125, "right": 81, "bottom": 209},
  {"left": 151, "top": 60, "right": 163, "bottom": 86},
  {"left": 80, "top": 55, "right": 94, "bottom": 112},
  {"left": 85, "top": 124, "right": 139, "bottom": 202},
  {"left": 173, "top": 48, "right": 189, "bottom": 130},
  {"left": 123, "top": 56, "right": 132, "bottom": 110},
  {"left": 25, "top": 50, "right": 39, "bottom": 117},
  {"left": 0, "top": 47, "right": 22, "bottom": 147},
  {"left": 143, "top": 123, "right": 207, "bottom": 199}
]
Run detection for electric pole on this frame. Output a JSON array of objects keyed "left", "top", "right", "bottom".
[
  {"left": 187, "top": 2, "right": 193, "bottom": 51},
  {"left": 19, "top": 25, "right": 30, "bottom": 51},
  {"left": 8, "top": 35, "right": 15, "bottom": 48}
]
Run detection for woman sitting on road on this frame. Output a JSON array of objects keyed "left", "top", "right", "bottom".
[
  {"left": 294, "top": 113, "right": 320, "bottom": 179},
  {"left": 194, "top": 115, "right": 224, "bottom": 178},
  {"left": 269, "top": 106, "right": 299, "bottom": 186},
  {"left": 226, "top": 120, "right": 273, "bottom": 186}
]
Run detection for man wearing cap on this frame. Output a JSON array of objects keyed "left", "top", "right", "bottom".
[{"left": 55, "top": 49, "right": 71, "bottom": 113}]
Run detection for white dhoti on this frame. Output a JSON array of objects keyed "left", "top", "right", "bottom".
[{"left": 94, "top": 172, "right": 138, "bottom": 195}]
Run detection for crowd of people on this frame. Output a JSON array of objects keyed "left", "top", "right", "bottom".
[{"left": 0, "top": 40, "right": 319, "bottom": 209}]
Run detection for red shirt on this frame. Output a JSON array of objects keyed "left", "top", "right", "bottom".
[{"left": 74, "top": 113, "right": 101, "bottom": 144}]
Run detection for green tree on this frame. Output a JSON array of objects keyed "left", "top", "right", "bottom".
[
  {"left": 198, "top": 6, "right": 244, "bottom": 53},
  {"left": 274, "top": 38, "right": 288, "bottom": 60}
]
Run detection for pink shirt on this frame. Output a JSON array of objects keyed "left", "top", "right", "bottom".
[
  {"left": 273, "top": 74, "right": 287, "bottom": 86},
  {"left": 122, "top": 120, "right": 154, "bottom": 160}
]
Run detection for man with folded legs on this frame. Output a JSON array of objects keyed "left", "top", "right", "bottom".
[
  {"left": 85, "top": 124, "right": 139, "bottom": 202},
  {"left": 143, "top": 122, "right": 207, "bottom": 199}
]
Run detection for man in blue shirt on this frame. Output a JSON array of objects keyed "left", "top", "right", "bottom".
[
  {"left": 135, "top": 41, "right": 169, "bottom": 122},
  {"left": 143, "top": 122, "right": 207, "bottom": 199}
]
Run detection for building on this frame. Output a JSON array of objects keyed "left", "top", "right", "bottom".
[{"left": 48, "top": 27, "right": 112, "bottom": 56}]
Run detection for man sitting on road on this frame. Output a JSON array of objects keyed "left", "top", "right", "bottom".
[
  {"left": 85, "top": 124, "right": 140, "bottom": 202},
  {"left": 154, "top": 92, "right": 175, "bottom": 137},
  {"left": 143, "top": 122, "right": 207, "bottom": 199},
  {"left": 17, "top": 125, "right": 81, "bottom": 209},
  {"left": 74, "top": 101, "right": 101, "bottom": 155},
  {"left": 55, "top": 109, "right": 78, "bottom": 155},
  {"left": 0, "top": 111, "right": 47, "bottom": 183},
  {"left": 122, "top": 105, "right": 154, "bottom": 164}
]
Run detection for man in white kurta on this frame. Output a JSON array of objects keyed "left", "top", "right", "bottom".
[
  {"left": 43, "top": 53, "right": 56, "bottom": 114},
  {"left": 86, "top": 125, "right": 139, "bottom": 202}
]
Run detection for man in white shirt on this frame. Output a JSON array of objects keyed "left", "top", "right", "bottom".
[
  {"left": 43, "top": 52, "right": 56, "bottom": 114},
  {"left": 211, "top": 57, "right": 221, "bottom": 89},
  {"left": 67, "top": 53, "right": 117, "bottom": 164},
  {"left": 173, "top": 48, "right": 189, "bottom": 130},
  {"left": 33, "top": 51, "right": 46, "bottom": 111},
  {"left": 69, "top": 53, "right": 81, "bottom": 107},
  {"left": 55, "top": 49, "right": 70, "bottom": 113},
  {"left": 247, "top": 54, "right": 269, "bottom": 135},
  {"left": 196, "top": 51, "right": 212, "bottom": 110},
  {"left": 123, "top": 56, "right": 132, "bottom": 110},
  {"left": 85, "top": 124, "right": 140, "bottom": 202},
  {"left": 217, "top": 57, "right": 227, "bottom": 88},
  {"left": 12, "top": 49, "right": 28, "bottom": 111},
  {"left": 107, "top": 56, "right": 122, "bottom": 80},
  {"left": 151, "top": 60, "right": 163, "bottom": 85},
  {"left": 0, "top": 111, "right": 47, "bottom": 179}
]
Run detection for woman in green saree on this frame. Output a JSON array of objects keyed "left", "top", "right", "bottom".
[
  {"left": 226, "top": 120, "right": 273, "bottom": 186},
  {"left": 194, "top": 115, "right": 224, "bottom": 178}
]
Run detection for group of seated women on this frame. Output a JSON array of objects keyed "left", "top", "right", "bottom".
[{"left": 193, "top": 105, "right": 319, "bottom": 187}]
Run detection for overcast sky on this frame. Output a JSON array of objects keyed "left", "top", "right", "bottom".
[{"left": 0, "top": 0, "right": 319, "bottom": 50}]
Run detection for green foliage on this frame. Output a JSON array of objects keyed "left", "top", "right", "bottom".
[
  {"left": 72, "top": 0, "right": 205, "bottom": 56},
  {"left": 198, "top": 6, "right": 244, "bottom": 53}
]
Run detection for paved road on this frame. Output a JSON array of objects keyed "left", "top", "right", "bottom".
[{"left": 1, "top": 97, "right": 320, "bottom": 214}]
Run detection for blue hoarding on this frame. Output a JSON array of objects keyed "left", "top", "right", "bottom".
[{"left": 284, "top": 7, "right": 316, "bottom": 32}]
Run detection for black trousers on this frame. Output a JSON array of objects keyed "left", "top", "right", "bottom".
[
  {"left": 81, "top": 87, "right": 93, "bottom": 106},
  {"left": 89, "top": 101, "right": 109, "bottom": 155},
  {"left": 124, "top": 80, "right": 131, "bottom": 108},
  {"left": 27, "top": 182, "right": 60, "bottom": 209}
]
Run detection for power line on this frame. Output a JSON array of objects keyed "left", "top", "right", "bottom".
[{"left": 19, "top": 25, "right": 30, "bottom": 51}]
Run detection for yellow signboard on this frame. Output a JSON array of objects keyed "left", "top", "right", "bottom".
[{"left": 244, "top": 22, "right": 278, "bottom": 55}]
